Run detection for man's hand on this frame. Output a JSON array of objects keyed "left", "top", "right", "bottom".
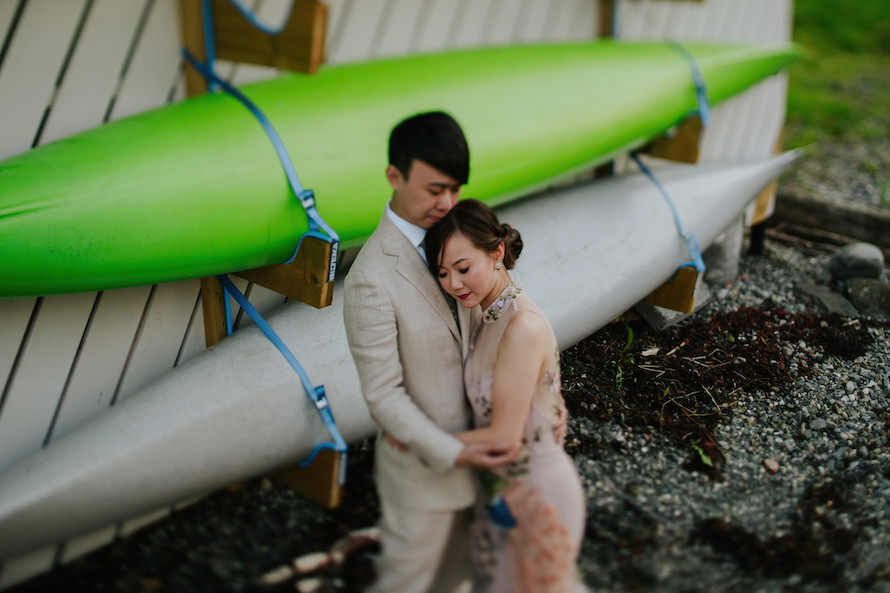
[{"left": 455, "top": 442, "right": 520, "bottom": 469}]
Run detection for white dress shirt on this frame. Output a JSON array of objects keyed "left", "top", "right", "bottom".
[{"left": 385, "top": 201, "right": 427, "bottom": 262}]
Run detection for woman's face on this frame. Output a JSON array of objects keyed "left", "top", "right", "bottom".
[{"left": 436, "top": 231, "right": 503, "bottom": 309}]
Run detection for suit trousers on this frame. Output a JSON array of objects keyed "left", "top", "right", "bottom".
[{"left": 369, "top": 500, "right": 472, "bottom": 593}]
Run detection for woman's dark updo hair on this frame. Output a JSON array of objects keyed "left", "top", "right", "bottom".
[{"left": 424, "top": 198, "right": 523, "bottom": 274}]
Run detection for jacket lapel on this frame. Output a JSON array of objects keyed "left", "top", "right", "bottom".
[{"left": 378, "top": 216, "right": 462, "bottom": 344}]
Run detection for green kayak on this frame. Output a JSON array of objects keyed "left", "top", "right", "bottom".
[{"left": 0, "top": 40, "right": 798, "bottom": 297}]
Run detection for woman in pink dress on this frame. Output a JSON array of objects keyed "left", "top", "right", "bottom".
[{"left": 425, "top": 199, "right": 587, "bottom": 593}]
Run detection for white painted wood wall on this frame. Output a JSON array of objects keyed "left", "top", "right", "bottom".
[{"left": 0, "top": 0, "right": 790, "bottom": 587}]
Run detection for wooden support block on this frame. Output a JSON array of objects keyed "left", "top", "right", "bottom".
[
  {"left": 641, "top": 114, "right": 703, "bottom": 164},
  {"left": 200, "top": 275, "right": 229, "bottom": 347},
  {"left": 645, "top": 266, "right": 703, "bottom": 314},
  {"left": 235, "top": 235, "right": 335, "bottom": 309},
  {"left": 270, "top": 448, "right": 345, "bottom": 508},
  {"left": 598, "top": 0, "right": 615, "bottom": 37},
  {"left": 179, "top": 0, "right": 210, "bottom": 97},
  {"left": 211, "top": 0, "right": 327, "bottom": 74},
  {"left": 178, "top": 0, "right": 327, "bottom": 98},
  {"left": 750, "top": 179, "right": 778, "bottom": 226}
]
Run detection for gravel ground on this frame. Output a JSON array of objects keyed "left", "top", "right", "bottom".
[{"left": 11, "top": 154, "right": 890, "bottom": 592}]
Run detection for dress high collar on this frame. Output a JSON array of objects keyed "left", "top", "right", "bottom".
[{"left": 482, "top": 283, "right": 523, "bottom": 324}]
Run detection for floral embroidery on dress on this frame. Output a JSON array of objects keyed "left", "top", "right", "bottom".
[{"left": 482, "top": 283, "right": 523, "bottom": 324}]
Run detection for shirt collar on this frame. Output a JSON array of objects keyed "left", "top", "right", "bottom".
[{"left": 385, "top": 200, "right": 427, "bottom": 252}]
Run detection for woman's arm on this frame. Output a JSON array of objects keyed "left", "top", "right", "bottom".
[{"left": 455, "top": 310, "right": 550, "bottom": 448}]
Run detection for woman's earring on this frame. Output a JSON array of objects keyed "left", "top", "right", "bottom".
[{"left": 495, "top": 262, "right": 502, "bottom": 270}]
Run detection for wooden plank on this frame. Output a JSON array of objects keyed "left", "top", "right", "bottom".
[
  {"left": 211, "top": 0, "right": 326, "bottom": 73},
  {"left": 0, "top": 0, "right": 88, "bottom": 160},
  {"left": 178, "top": 0, "right": 208, "bottom": 96},
  {"left": 39, "top": 0, "right": 145, "bottom": 145},
  {"left": 0, "top": 547, "right": 56, "bottom": 590},
  {"left": 108, "top": 0, "right": 182, "bottom": 121},
  {"left": 48, "top": 286, "right": 152, "bottom": 443},
  {"left": 115, "top": 279, "right": 201, "bottom": 402},
  {"left": 0, "top": 292, "right": 95, "bottom": 473},
  {"left": 200, "top": 276, "right": 229, "bottom": 347},
  {"left": 598, "top": 0, "right": 614, "bottom": 37}
]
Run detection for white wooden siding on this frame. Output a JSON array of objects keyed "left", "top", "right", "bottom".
[{"left": 0, "top": 0, "right": 790, "bottom": 586}]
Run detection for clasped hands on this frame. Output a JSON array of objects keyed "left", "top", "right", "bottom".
[{"left": 383, "top": 404, "right": 568, "bottom": 470}]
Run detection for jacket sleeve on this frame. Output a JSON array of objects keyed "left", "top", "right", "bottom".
[{"left": 343, "top": 269, "right": 464, "bottom": 473}]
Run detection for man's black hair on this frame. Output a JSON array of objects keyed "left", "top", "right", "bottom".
[{"left": 388, "top": 111, "right": 470, "bottom": 185}]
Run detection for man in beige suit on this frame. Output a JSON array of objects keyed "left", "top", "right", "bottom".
[{"left": 344, "top": 112, "right": 515, "bottom": 593}]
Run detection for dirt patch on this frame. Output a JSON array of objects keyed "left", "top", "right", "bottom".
[{"left": 561, "top": 305, "right": 886, "bottom": 480}]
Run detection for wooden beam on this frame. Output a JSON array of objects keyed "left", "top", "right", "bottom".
[
  {"left": 211, "top": 0, "right": 327, "bottom": 74},
  {"left": 178, "top": 0, "right": 209, "bottom": 97},
  {"left": 598, "top": 0, "right": 615, "bottom": 38},
  {"left": 640, "top": 114, "right": 703, "bottom": 164},
  {"left": 200, "top": 276, "right": 229, "bottom": 347},
  {"left": 235, "top": 235, "right": 336, "bottom": 309},
  {"left": 269, "top": 448, "right": 344, "bottom": 508},
  {"left": 645, "top": 266, "right": 703, "bottom": 314}
]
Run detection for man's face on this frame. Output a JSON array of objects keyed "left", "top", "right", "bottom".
[{"left": 387, "top": 159, "right": 462, "bottom": 229}]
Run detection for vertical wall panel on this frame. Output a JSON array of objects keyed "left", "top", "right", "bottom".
[
  {"left": 0, "top": 0, "right": 88, "bottom": 160},
  {"left": 0, "top": 0, "right": 20, "bottom": 42},
  {"left": 412, "top": 0, "right": 461, "bottom": 53},
  {"left": 39, "top": 0, "right": 145, "bottom": 144},
  {"left": 515, "top": 0, "right": 553, "bottom": 42},
  {"left": 176, "top": 294, "right": 207, "bottom": 366},
  {"left": 374, "top": 0, "right": 425, "bottom": 58},
  {"left": 114, "top": 280, "right": 201, "bottom": 401},
  {"left": 0, "top": 292, "right": 95, "bottom": 472},
  {"left": 0, "top": 547, "right": 55, "bottom": 590},
  {"left": 48, "top": 286, "right": 152, "bottom": 442},
  {"left": 451, "top": 0, "right": 494, "bottom": 48},
  {"left": 107, "top": 0, "right": 182, "bottom": 121},
  {"left": 326, "top": 0, "right": 387, "bottom": 63},
  {"left": 322, "top": 0, "right": 350, "bottom": 61},
  {"left": 59, "top": 527, "right": 117, "bottom": 564},
  {"left": 486, "top": 0, "right": 524, "bottom": 46},
  {"left": 567, "top": 0, "right": 598, "bottom": 41},
  {"left": 0, "top": 299, "right": 34, "bottom": 385}
]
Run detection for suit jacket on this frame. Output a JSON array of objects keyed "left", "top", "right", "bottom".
[{"left": 344, "top": 213, "right": 476, "bottom": 511}]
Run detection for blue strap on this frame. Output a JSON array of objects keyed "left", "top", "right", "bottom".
[
  {"left": 182, "top": 49, "right": 339, "bottom": 281},
  {"left": 630, "top": 153, "right": 705, "bottom": 274},
  {"left": 219, "top": 275, "right": 348, "bottom": 476},
  {"left": 669, "top": 42, "right": 711, "bottom": 129}
]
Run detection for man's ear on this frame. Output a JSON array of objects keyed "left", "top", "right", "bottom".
[{"left": 385, "top": 164, "right": 403, "bottom": 190}]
